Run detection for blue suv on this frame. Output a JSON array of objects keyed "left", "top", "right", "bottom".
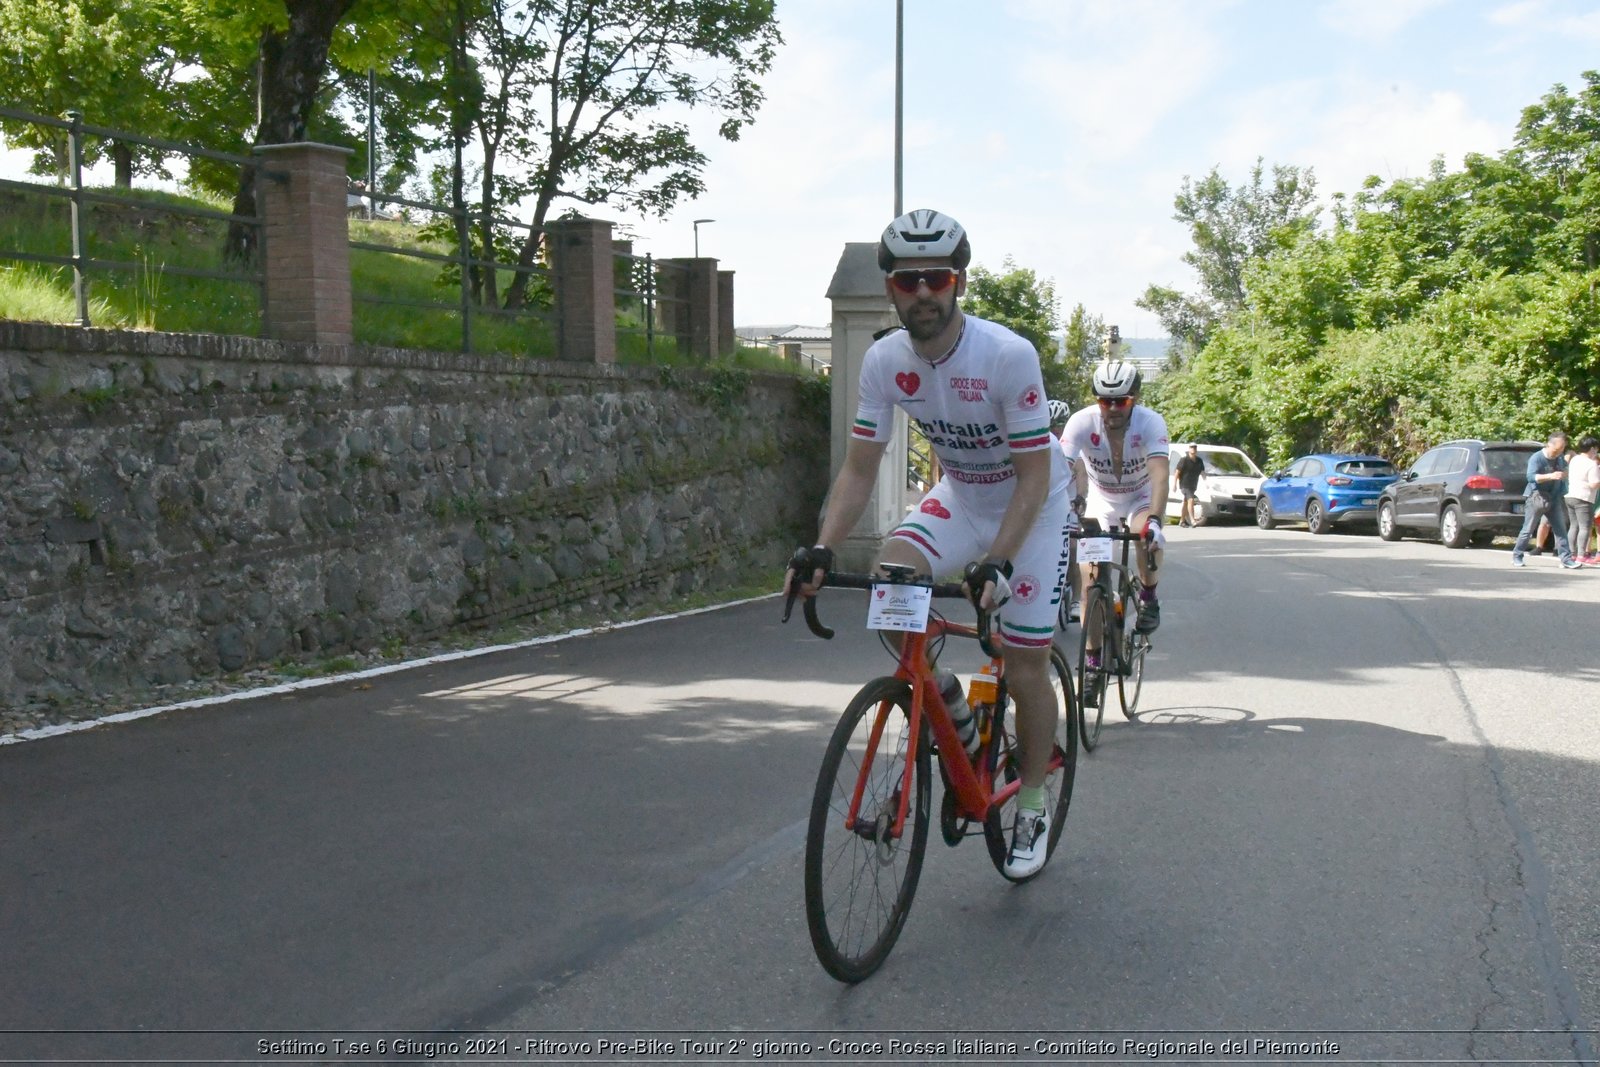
[{"left": 1257, "top": 453, "right": 1400, "bottom": 534}]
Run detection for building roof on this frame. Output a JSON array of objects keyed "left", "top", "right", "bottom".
[{"left": 736, "top": 324, "right": 832, "bottom": 343}]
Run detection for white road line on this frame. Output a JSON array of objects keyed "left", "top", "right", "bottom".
[{"left": 1, "top": 594, "right": 779, "bottom": 747}]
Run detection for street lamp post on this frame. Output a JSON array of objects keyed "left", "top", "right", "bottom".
[
  {"left": 693, "top": 218, "right": 716, "bottom": 258},
  {"left": 894, "top": 0, "right": 903, "bottom": 215}
]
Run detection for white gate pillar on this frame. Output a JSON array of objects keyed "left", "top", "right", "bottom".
[{"left": 826, "top": 243, "right": 905, "bottom": 572}]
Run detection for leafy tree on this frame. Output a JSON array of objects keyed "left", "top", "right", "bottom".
[
  {"left": 1138, "top": 157, "right": 1318, "bottom": 353},
  {"left": 963, "top": 257, "right": 1075, "bottom": 405},
  {"left": 1510, "top": 72, "right": 1600, "bottom": 272},
  {"left": 491, "top": 0, "right": 782, "bottom": 309},
  {"left": 1056, "top": 302, "right": 1104, "bottom": 409},
  {"left": 0, "top": 0, "right": 196, "bottom": 185}
]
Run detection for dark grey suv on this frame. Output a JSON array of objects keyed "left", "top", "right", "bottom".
[{"left": 1377, "top": 439, "right": 1540, "bottom": 548}]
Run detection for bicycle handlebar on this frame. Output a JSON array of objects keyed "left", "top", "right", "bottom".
[
  {"left": 782, "top": 571, "right": 1000, "bottom": 658},
  {"left": 1070, "top": 525, "right": 1161, "bottom": 576}
]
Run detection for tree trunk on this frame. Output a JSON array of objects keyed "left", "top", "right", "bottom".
[
  {"left": 110, "top": 143, "right": 134, "bottom": 188},
  {"left": 224, "top": 0, "right": 356, "bottom": 263},
  {"left": 501, "top": 189, "right": 554, "bottom": 310}
]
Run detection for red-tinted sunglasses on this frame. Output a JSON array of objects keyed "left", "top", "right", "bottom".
[
  {"left": 1097, "top": 395, "right": 1134, "bottom": 409},
  {"left": 888, "top": 267, "right": 960, "bottom": 294}
]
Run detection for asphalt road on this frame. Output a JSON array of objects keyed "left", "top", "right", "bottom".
[{"left": 3, "top": 524, "right": 1598, "bottom": 1064}]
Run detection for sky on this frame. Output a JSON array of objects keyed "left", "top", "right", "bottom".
[{"left": 615, "top": 0, "right": 1600, "bottom": 336}]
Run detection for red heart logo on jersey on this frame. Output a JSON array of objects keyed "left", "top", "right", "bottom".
[
  {"left": 1090, "top": 432, "right": 1101, "bottom": 446},
  {"left": 920, "top": 498, "right": 951, "bottom": 519},
  {"left": 895, "top": 371, "right": 921, "bottom": 395},
  {"left": 876, "top": 588, "right": 886, "bottom": 599}
]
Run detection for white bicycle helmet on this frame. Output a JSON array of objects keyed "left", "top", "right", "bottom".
[
  {"left": 877, "top": 208, "right": 972, "bottom": 271},
  {"left": 1047, "top": 398, "right": 1071, "bottom": 424},
  {"left": 1092, "top": 359, "right": 1141, "bottom": 398}
]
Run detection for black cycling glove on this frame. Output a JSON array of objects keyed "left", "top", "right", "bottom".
[
  {"left": 788, "top": 545, "right": 835, "bottom": 587},
  {"left": 963, "top": 558, "right": 1014, "bottom": 609}
]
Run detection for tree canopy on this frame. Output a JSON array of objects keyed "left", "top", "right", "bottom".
[
  {"left": 963, "top": 256, "right": 1089, "bottom": 408},
  {"left": 0, "top": 0, "right": 781, "bottom": 274},
  {"left": 1146, "top": 73, "right": 1600, "bottom": 468}
]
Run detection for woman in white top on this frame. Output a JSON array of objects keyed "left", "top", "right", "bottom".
[{"left": 1566, "top": 435, "right": 1600, "bottom": 563}]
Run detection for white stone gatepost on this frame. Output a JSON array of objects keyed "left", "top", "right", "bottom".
[{"left": 825, "top": 243, "right": 906, "bottom": 572}]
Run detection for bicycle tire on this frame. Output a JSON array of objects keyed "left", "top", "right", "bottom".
[
  {"left": 983, "top": 645, "right": 1078, "bottom": 882},
  {"left": 1075, "top": 584, "right": 1111, "bottom": 751},
  {"left": 1118, "top": 633, "right": 1149, "bottom": 718},
  {"left": 803, "top": 677, "right": 930, "bottom": 983},
  {"left": 1117, "top": 586, "right": 1144, "bottom": 719}
]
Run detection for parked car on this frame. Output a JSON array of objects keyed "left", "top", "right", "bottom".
[
  {"left": 1376, "top": 439, "right": 1541, "bottom": 547},
  {"left": 1165, "top": 444, "right": 1265, "bottom": 525},
  {"left": 1256, "top": 453, "right": 1400, "bottom": 534}
]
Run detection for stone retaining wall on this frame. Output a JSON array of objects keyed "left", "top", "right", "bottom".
[{"left": 0, "top": 321, "right": 828, "bottom": 713}]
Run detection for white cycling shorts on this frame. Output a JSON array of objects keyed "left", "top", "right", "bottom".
[
  {"left": 1085, "top": 487, "right": 1155, "bottom": 532},
  {"left": 888, "top": 479, "right": 1072, "bottom": 649}
]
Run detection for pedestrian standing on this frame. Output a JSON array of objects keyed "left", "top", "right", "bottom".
[
  {"left": 1512, "top": 430, "right": 1581, "bottom": 569},
  {"left": 1566, "top": 435, "right": 1599, "bottom": 564},
  {"left": 1173, "top": 444, "right": 1206, "bottom": 528}
]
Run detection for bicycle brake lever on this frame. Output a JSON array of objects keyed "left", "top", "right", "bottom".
[{"left": 803, "top": 595, "right": 834, "bottom": 640}]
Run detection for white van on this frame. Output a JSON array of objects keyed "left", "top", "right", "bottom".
[{"left": 1166, "top": 443, "right": 1265, "bottom": 525}]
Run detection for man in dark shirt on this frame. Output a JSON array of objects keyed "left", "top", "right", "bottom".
[
  {"left": 1512, "top": 430, "right": 1581, "bottom": 569},
  {"left": 1173, "top": 444, "right": 1206, "bottom": 527}
]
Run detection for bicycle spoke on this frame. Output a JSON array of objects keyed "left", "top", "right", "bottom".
[{"left": 805, "top": 679, "right": 929, "bottom": 983}]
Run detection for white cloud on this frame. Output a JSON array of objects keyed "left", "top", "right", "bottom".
[
  {"left": 1316, "top": 0, "right": 1451, "bottom": 41},
  {"left": 1009, "top": 0, "right": 1231, "bottom": 160},
  {"left": 1298, "top": 83, "right": 1504, "bottom": 197},
  {"left": 1557, "top": 10, "right": 1600, "bottom": 40},
  {"left": 1487, "top": 0, "right": 1546, "bottom": 26}
]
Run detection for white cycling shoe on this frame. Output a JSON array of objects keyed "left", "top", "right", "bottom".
[{"left": 1004, "top": 806, "right": 1050, "bottom": 879}]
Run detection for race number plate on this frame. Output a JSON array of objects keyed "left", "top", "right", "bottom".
[
  {"left": 866, "top": 582, "right": 932, "bottom": 632},
  {"left": 1076, "top": 535, "right": 1113, "bottom": 564}
]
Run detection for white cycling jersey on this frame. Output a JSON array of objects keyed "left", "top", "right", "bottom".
[
  {"left": 852, "top": 316, "right": 1076, "bottom": 648},
  {"left": 852, "top": 317, "right": 1075, "bottom": 505},
  {"left": 1058, "top": 404, "right": 1170, "bottom": 523}
]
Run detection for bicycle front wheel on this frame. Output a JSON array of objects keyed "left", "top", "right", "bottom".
[
  {"left": 984, "top": 646, "right": 1078, "bottom": 882},
  {"left": 1075, "top": 585, "right": 1111, "bottom": 751},
  {"left": 1117, "top": 588, "right": 1146, "bottom": 719},
  {"left": 803, "top": 677, "right": 930, "bottom": 983},
  {"left": 1119, "top": 632, "right": 1149, "bottom": 719}
]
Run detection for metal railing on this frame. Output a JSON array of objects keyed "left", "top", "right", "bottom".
[
  {"left": 613, "top": 252, "right": 690, "bottom": 362},
  {"left": 347, "top": 189, "right": 557, "bottom": 355},
  {"left": 0, "top": 106, "right": 273, "bottom": 331},
  {"left": 1, "top": 106, "right": 717, "bottom": 362}
]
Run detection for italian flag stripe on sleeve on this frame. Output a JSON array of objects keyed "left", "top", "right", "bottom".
[
  {"left": 852, "top": 418, "right": 878, "bottom": 440},
  {"left": 1008, "top": 428, "right": 1051, "bottom": 449}
]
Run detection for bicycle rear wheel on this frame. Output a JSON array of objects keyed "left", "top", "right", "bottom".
[
  {"left": 804, "top": 677, "right": 930, "bottom": 983},
  {"left": 984, "top": 646, "right": 1078, "bottom": 882},
  {"left": 1075, "top": 585, "right": 1111, "bottom": 751}
]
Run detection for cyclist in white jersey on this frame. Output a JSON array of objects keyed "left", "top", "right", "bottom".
[
  {"left": 785, "top": 208, "right": 1076, "bottom": 880},
  {"left": 1058, "top": 359, "right": 1170, "bottom": 666}
]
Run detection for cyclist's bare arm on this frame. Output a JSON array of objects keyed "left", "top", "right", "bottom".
[
  {"left": 1145, "top": 454, "right": 1171, "bottom": 525},
  {"left": 786, "top": 436, "right": 888, "bottom": 597}
]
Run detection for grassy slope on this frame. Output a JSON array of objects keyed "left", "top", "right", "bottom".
[{"left": 0, "top": 184, "right": 797, "bottom": 371}]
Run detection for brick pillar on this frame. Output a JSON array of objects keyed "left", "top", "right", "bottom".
[
  {"left": 551, "top": 216, "right": 617, "bottom": 364},
  {"left": 657, "top": 258, "right": 690, "bottom": 354},
  {"left": 255, "top": 142, "right": 354, "bottom": 345},
  {"left": 717, "top": 269, "right": 735, "bottom": 356},
  {"left": 684, "top": 257, "right": 719, "bottom": 360}
]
